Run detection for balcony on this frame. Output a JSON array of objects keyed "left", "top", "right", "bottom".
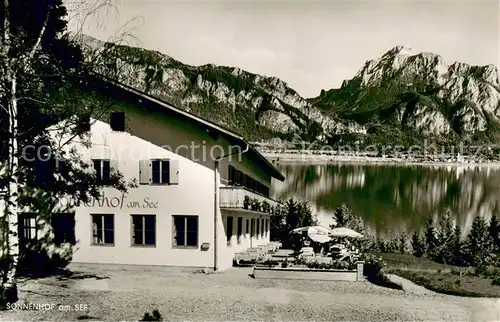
[{"left": 219, "top": 186, "right": 279, "bottom": 214}]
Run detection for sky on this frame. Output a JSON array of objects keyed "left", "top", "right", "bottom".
[{"left": 67, "top": 0, "right": 500, "bottom": 98}]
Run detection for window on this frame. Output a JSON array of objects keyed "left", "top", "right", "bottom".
[
  {"left": 51, "top": 213, "right": 76, "bottom": 245},
  {"left": 236, "top": 170, "right": 243, "bottom": 186},
  {"left": 246, "top": 219, "right": 249, "bottom": 235},
  {"left": 260, "top": 185, "right": 270, "bottom": 197},
  {"left": 139, "top": 159, "right": 179, "bottom": 185},
  {"left": 261, "top": 219, "right": 265, "bottom": 238},
  {"left": 256, "top": 219, "right": 260, "bottom": 239},
  {"left": 228, "top": 165, "right": 236, "bottom": 185},
  {"left": 265, "top": 219, "right": 269, "bottom": 237},
  {"left": 250, "top": 218, "right": 255, "bottom": 237},
  {"left": 173, "top": 215, "right": 198, "bottom": 247},
  {"left": 91, "top": 214, "right": 114, "bottom": 245},
  {"left": 18, "top": 213, "right": 37, "bottom": 249},
  {"left": 237, "top": 217, "right": 242, "bottom": 244},
  {"left": 226, "top": 165, "right": 270, "bottom": 197},
  {"left": 131, "top": 215, "right": 156, "bottom": 246},
  {"left": 93, "top": 159, "right": 111, "bottom": 184},
  {"left": 152, "top": 160, "right": 170, "bottom": 184},
  {"left": 33, "top": 153, "right": 59, "bottom": 188},
  {"left": 226, "top": 216, "right": 233, "bottom": 246}
]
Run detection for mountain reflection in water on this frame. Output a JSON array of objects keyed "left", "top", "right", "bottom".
[{"left": 271, "top": 163, "right": 500, "bottom": 238}]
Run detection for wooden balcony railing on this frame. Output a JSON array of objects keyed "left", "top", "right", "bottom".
[{"left": 219, "top": 186, "right": 279, "bottom": 214}]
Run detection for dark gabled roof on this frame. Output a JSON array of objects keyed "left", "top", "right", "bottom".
[{"left": 98, "top": 75, "right": 285, "bottom": 181}]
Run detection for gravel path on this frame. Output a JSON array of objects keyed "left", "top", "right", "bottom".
[{"left": 0, "top": 264, "right": 497, "bottom": 321}]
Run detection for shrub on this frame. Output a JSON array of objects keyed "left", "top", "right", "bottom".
[
  {"left": 16, "top": 245, "right": 72, "bottom": 278},
  {"left": 305, "top": 260, "right": 356, "bottom": 270},
  {"left": 451, "top": 267, "right": 473, "bottom": 277},
  {"left": 362, "top": 253, "right": 402, "bottom": 290},
  {"left": 331, "top": 260, "right": 356, "bottom": 270},
  {"left": 140, "top": 309, "right": 162, "bottom": 321},
  {"left": 362, "top": 253, "right": 386, "bottom": 278},
  {"left": 492, "top": 276, "right": 500, "bottom": 286},
  {"left": 261, "top": 260, "right": 279, "bottom": 267}
]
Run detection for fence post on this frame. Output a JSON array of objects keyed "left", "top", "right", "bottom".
[{"left": 356, "top": 261, "right": 365, "bottom": 281}]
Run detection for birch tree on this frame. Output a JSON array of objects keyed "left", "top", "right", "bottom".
[{"left": 0, "top": 0, "right": 139, "bottom": 306}]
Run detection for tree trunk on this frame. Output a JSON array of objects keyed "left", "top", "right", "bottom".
[
  {"left": 0, "top": 0, "right": 19, "bottom": 307},
  {"left": 2, "top": 69, "right": 19, "bottom": 306}
]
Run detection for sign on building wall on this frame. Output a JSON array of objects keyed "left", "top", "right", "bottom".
[{"left": 59, "top": 192, "right": 158, "bottom": 210}]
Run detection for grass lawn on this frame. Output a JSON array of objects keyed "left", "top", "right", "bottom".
[{"left": 379, "top": 253, "right": 500, "bottom": 298}]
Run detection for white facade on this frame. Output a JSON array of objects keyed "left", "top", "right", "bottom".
[{"left": 53, "top": 119, "right": 276, "bottom": 271}]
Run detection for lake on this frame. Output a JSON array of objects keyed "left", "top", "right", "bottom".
[{"left": 271, "top": 163, "right": 500, "bottom": 238}]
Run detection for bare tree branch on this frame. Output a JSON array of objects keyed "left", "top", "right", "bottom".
[
  {"left": 57, "top": 95, "right": 116, "bottom": 149},
  {"left": 26, "top": 8, "right": 50, "bottom": 61},
  {"left": 18, "top": 96, "right": 48, "bottom": 105},
  {"left": 66, "top": 0, "right": 119, "bottom": 41},
  {"left": 0, "top": 102, "right": 8, "bottom": 114}
]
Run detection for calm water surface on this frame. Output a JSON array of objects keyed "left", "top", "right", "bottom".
[{"left": 271, "top": 163, "right": 500, "bottom": 238}]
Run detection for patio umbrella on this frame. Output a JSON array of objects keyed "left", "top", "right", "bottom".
[
  {"left": 329, "top": 227, "right": 364, "bottom": 238},
  {"left": 289, "top": 226, "right": 332, "bottom": 243}
]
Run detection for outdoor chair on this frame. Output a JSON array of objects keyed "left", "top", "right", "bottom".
[
  {"left": 234, "top": 247, "right": 270, "bottom": 266},
  {"left": 267, "top": 242, "right": 280, "bottom": 253},
  {"left": 300, "top": 247, "right": 315, "bottom": 256},
  {"left": 249, "top": 247, "right": 267, "bottom": 255},
  {"left": 298, "top": 247, "right": 315, "bottom": 261},
  {"left": 270, "top": 241, "right": 282, "bottom": 251},
  {"left": 329, "top": 244, "right": 347, "bottom": 259},
  {"left": 338, "top": 253, "right": 351, "bottom": 262}
]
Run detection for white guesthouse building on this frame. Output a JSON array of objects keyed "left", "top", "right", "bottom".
[{"left": 18, "top": 80, "right": 285, "bottom": 271}]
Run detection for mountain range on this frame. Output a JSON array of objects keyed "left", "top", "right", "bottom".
[{"left": 78, "top": 35, "right": 500, "bottom": 146}]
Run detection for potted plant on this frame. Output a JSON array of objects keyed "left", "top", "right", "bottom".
[
  {"left": 250, "top": 198, "right": 260, "bottom": 211},
  {"left": 262, "top": 201, "right": 270, "bottom": 213},
  {"left": 243, "top": 196, "right": 250, "bottom": 209}
]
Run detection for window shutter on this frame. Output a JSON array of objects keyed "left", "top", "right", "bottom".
[
  {"left": 169, "top": 160, "right": 179, "bottom": 185},
  {"left": 139, "top": 160, "right": 151, "bottom": 185}
]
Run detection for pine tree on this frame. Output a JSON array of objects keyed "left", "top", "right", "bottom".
[
  {"left": 451, "top": 224, "right": 465, "bottom": 266},
  {"left": 411, "top": 232, "right": 425, "bottom": 257},
  {"left": 488, "top": 215, "right": 500, "bottom": 253},
  {"left": 424, "top": 216, "right": 437, "bottom": 259},
  {"left": 285, "top": 199, "right": 299, "bottom": 231},
  {"left": 297, "top": 201, "right": 318, "bottom": 227},
  {"left": 398, "top": 234, "right": 407, "bottom": 254},
  {"left": 436, "top": 210, "right": 455, "bottom": 264},
  {"left": 389, "top": 237, "right": 399, "bottom": 253},
  {"left": 465, "top": 216, "right": 494, "bottom": 268},
  {"left": 330, "top": 203, "right": 353, "bottom": 228}
]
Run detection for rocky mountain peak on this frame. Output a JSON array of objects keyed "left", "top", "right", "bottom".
[
  {"left": 76, "top": 34, "right": 500, "bottom": 145},
  {"left": 383, "top": 45, "right": 414, "bottom": 57},
  {"left": 351, "top": 46, "right": 448, "bottom": 87}
]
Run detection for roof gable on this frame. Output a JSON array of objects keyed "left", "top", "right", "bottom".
[{"left": 97, "top": 76, "right": 285, "bottom": 181}]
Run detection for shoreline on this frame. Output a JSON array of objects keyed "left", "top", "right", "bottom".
[{"left": 261, "top": 152, "right": 500, "bottom": 167}]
